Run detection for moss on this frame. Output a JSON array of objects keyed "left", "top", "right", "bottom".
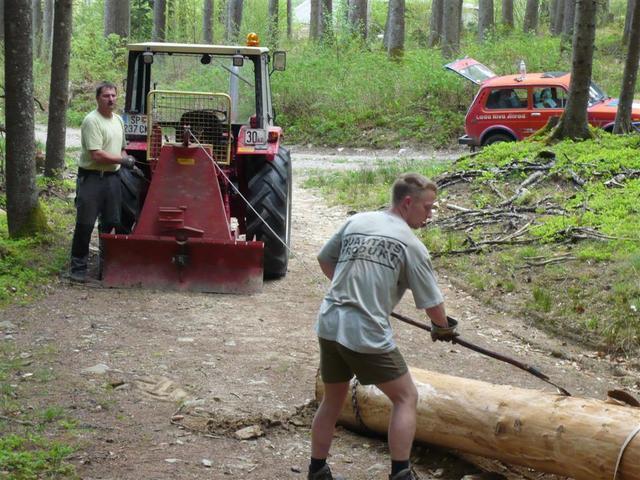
[{"left": 11, "top": 202, "right": 51, "bottom": 239}]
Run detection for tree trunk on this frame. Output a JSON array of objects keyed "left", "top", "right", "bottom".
[
  {"left": 562, "top": 0, "right": 576, "bottom": 39},
  {"left": 478, "top": 0, "right": 494, "bottom": 41},
  {"left": 348, "top": 0, "right": 367, "bottom": 40},
  {"left": 4, "top": 0, "right": 46, "bottom": 237},
  {"left": 320, "top": 0, "right": 333, "bottom": 43},
  {"left": 153, "top": 0, "right": 166, "bottom": 41},
  {"left": 41, "top": 0, "right": 52, "bottom": 59},
  {"left": 268, "top": 0, "right": 279, "bottom": 46},
  {"left": 523, "top": 0, "right": 539, "bottom": 33},
  {"left": 0, "top": 0, "right": 4, "bottom": 41},
  {"left": 624, "top": 0, "right": 635, "bottom": 46},
  {"left": 104, "top": 0, "right": 130, "bottom": 38},
  {"left": 552, "top": 0, "right": 565, "bottom": 34},
  {"left": 428, "top": 0, "right": 443, "bottom": 47},
  {"left": 309, "top": 0, "right": 320, "bottom": 40},
  {"left": 32, "top": 0, "right": 41, "bottom": 58},
  {"left": 386, "top": 0, "right": 404, "bottom": 59},
  {"left": 614, "top": 0, "right": 640, "bottom": 133},
  {"left": 550, "top": 0, "right": 597, "bottom": 140},
  {"left": 502, "top": 0, "right": 514, "bottom": 28},
  {"left": 286, "top": 0, "right": 292, "bottom": 39},
  {"left": 442, "top": 0, "right": 462, "bottom": 59},
  {"left": 203, "top": 0, "right": 213, "bottom": 43},
  {"left": 316, "top": 367, "right": 640, "bottom": 480},
  {"left": 224, "top": 0, "right": 243, "bottom": 43},
  {"left": 44, "top": 0, "right": 72, "bottom": 179}
]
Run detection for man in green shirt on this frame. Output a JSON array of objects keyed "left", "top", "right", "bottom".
[{"left": 69, "top": 81, "right": 136, "bottom": 282}]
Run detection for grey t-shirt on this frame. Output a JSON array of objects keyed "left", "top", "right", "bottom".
[{"left": 316, "top": 210, "right": 443, "bottom": 353}]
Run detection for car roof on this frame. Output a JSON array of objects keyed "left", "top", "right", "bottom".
[
  {"left": 481, "top": 72, "right": 570, "bottom": 88},
  {"left": 127, "top": 42, "right": 269, "bottom": 56}
]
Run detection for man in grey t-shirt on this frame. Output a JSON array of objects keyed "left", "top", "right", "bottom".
[{"left": 308, "top": 173, "right": 457, "bottom": 480}]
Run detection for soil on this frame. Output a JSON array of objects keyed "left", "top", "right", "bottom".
[{"left": 2, "top": 141, "right": 639, "bottom": 480}]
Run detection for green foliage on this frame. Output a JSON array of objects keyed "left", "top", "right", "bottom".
[{"left": 0, "top": 434, "right": 75, "bottom": 479}]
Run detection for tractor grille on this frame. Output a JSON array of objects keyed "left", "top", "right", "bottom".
[{"left": 147, "top": 90, "right": 232, "bottom": 165}]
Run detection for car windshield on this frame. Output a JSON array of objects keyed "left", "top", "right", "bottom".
[
  {"left": 588, "top": 81, "right": 607, "bottom": 106},
  {"left": 148, "top": 53, "right": 257, "bottom": 123}
]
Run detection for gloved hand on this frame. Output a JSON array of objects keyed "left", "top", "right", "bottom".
[
  {"left": 121, "top": 155, "right": 136, "bottom": 168},
  {"left": 430, "top": 317, "right": 459, "bottom": 342}
]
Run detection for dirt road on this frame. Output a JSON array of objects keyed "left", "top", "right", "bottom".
[{"left": 2, "top": 142, "right": 638, "bottom": 479}]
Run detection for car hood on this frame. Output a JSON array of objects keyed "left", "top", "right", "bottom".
[{"left": 589, "top": 98, "right": 640, "bottom": 116}]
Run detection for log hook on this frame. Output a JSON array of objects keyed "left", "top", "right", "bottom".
[{"left": 390, "top": 311, "right": 572, "bottom": 396}]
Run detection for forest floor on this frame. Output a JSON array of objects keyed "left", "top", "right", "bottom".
[{"left": 1, "top": 140, "right": 639, "bottom": 480}]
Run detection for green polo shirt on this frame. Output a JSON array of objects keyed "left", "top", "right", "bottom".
[{"left": 79, "top": 109, "right": 126, "bottom": 172}]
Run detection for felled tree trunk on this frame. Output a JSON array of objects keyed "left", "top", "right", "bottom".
[{"left": 316, "top": 367, "right": 640, "bottom": 480}]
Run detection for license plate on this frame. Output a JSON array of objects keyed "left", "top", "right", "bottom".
[
  {"left": 244, "top": 128, "right": 267, "bottom": 145},
  {"left": 123, "top": 113, "right": 148, "bottom": 136}
]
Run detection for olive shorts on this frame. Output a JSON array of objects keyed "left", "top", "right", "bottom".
[{"left": 318, "top": 337, "right": 408, "bottom": 386}]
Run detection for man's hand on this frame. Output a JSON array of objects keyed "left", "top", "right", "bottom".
[
  {"left": 430, "top": 317, "right": 459, "bottom": 342},
  {"left": 121, "top": 155, "right": 136, "bottom": 168}
]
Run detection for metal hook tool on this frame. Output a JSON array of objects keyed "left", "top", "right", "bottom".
[{"left": 390, "top": 311, "right": 571, "bottom": 396}]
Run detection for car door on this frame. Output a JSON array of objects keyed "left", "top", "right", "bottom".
[
  {"left": 478, "top": 87, "right": 530, "bottom": 141},
  {"left": 528, "top": 86, "right": 567, "bottom": 135}
]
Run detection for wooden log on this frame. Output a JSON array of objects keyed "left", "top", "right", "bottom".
[{"left": 315, "top": 367, "right": 640, "bottom": 480}]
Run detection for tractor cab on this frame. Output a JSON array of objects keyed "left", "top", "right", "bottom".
[{"left": 101, "top": 36, "right": 291, "bottom": 293}]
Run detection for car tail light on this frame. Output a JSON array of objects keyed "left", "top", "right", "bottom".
[{"left": 268, "top": 131, "right": 279, "bottom": 143}]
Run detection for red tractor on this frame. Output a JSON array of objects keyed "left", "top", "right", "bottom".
[{"left": 100, "top": 36, "right": 291, "bottom": 293}]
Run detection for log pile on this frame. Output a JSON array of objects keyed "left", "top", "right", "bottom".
[{"left": 316, "top": 367, "right": 640, "bottom": 480}]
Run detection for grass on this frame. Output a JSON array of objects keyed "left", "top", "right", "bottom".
[
  {"left": 0, "top": 344, "right": 78, "bottom": 479},
  {"left": 302, "top": 134, "right": 640, "bottom": 353}
]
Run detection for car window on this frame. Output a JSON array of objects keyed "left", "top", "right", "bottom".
[
  {"left": 485, "top": 88, "right": 528, "bottom": 109},
  {"left": 533, "top": 87, "right": 566, "bottom": 109}
]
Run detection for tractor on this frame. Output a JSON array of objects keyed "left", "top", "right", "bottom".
[{"left": 100, "top": 35, "right": 291, "bottom": 293}]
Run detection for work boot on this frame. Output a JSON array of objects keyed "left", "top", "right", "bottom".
[
  {"left": 308, "top": 464, "right": 345, "bottom": 480},
  {"left": 389, "top": 468, "right": 420, "bottom": 480}
]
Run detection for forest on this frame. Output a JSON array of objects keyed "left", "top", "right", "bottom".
[{"left": 1, "top": 1, "right": 640, "bottom": 477}]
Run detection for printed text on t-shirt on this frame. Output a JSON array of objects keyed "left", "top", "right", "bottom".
[{"left": 338, "top": 234, "right": 405, "bottom": 270}]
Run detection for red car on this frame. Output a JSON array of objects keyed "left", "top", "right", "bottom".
[{"left": 446, "top": 58, "right": 640, "bottom": 147}]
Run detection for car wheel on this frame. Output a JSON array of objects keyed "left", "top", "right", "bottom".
[{"left": 483, "top": 133, "right": 514, "bottom": 146}]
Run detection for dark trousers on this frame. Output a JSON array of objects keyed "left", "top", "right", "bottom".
[{"left": 70, "top": 170, "right": 123, "bottom": 275}]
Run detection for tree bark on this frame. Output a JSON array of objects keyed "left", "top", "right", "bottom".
[
  {"left": 224, "top": 0, "right": 243, "bottom": 43},
  {"left": 348, "top": 0, "right": 367, "bottom": 40},
  {"left": 550, "top": 0, "right": 597, "bottom": 140},
  {"left": 309, "top": 0, "right": 320, "bottom": 40},
  {"left": 562, "top": 0, "right": 576, "bottom": 39},
  {"left": 428, "top": 0, "right": 443, "bottom": 47},
  {"left": 614, "top": 0, "right": 640, "bottom": 133},
  {"left": 32, "top": 0, "right": 42, "bottom": 58},
  {"left": 268, "top": 0, "right": 279, "bottom": 46},
  {"left": 478, "top": 0, "right": 494, "bottom": 41},
  {"left": 316, "top": 367, "right": 640, "bottom": 480},
  {"left": 44, "top": 0, "right": 72, "bottom": 179},
  {"left": 0, "top": 0, "right": 4, "bottom": 41},
  {"left": 203, "top": 0, "right": 213, "bottom": 43},
  {"left": 4, "top": 0, "right": 45, "bottom": 237},
  {"left": 442, "top": 0, "right": 462, "bottom": 59},
  {"left": 104, "top": 0, "right": 130, "bottom": 38},
  {"left": 523, "top": 0, "right": 539, "bottom": 33},
  {"left": 552, "top": 0, "right": 565, "bottom": 34},
  {"left": 502, "top": 0, "right": 514, "bottom": 28},
  {"left": 42, "top": 0, "right": 53, "bottom": 59},
  {"left": 153, "top": 0, "right": 166, "bottom": 41},
  {"left": 386, "top": 0, "right": 404, "bottom": 59},
  {"left": 624, "top": 0, "right": 635, "bottom": 46},
  {"left": 287, "top": 0, "right": 292, "bottom": 39}
]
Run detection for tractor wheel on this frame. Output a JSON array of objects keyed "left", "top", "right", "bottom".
[{"left": 247, "top": 147, "right": 292, "bottom": 278}]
